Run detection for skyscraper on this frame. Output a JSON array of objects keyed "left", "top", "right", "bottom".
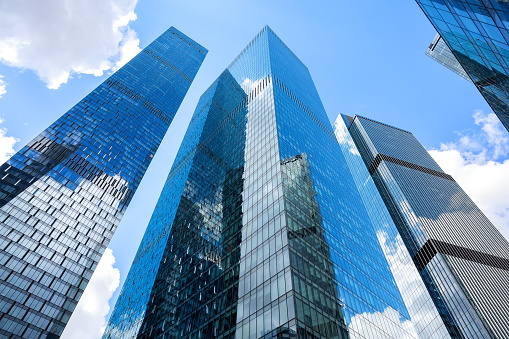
[
  {"left": 104, "top": 26, "right": 417, "bottom": 339},
  {"left": 0, "top": 27, "right": 206, "bottom": 338},
  {"left": 415, "top": 0, "right": 509, "bottom": 131},
  {"left": 334, "top": 116, "right": 452, "bottom": 339},
  {"left": 426, "top": 34, "right": 471, "bottom": 82},
  {"left": 338, "top": 114, "right": 509, "bottom": 338}
]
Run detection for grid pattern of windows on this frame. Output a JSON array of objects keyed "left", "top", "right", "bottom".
[
  {"left": 346, "top": 114, "right": 509, "bottom": 338},
  {"left": 334, "top": 115, "right": 451, "bottom": 339},
  {"left": 426, "top": 34, "right": 472, "bottom": 82},
  {"left": 416, "top": 0, "right": 509, "bottom": 131},
  {"left": 105, "top": 26, "right": 417, "bottom": 339},
  {"left": 269, "top": 32, "right": 414, "bottom": 337},
  {"left": 0, "top": 27, "right": 206, "bottom": 338}
]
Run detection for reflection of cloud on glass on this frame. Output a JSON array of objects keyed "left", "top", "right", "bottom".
[
  {"left": 349, "top": 306, "right": 418, "bottom": 339},
  {"left": 419, "top": 203, "right": 509, "bottom": 258},
  {"left": 334, "top": 115, "right": 422, "bottom": 337},
  {"left": 399, "top": 199, "right": 420, "bottom": 229},
  {"left": 377, "top": 231, "right": 451, "bottom": 338},
  {"left": 376, "top": 162, "right": 429, "bottom": 249},
  {"left": 80, "top": 172, "right": 130, "bottom": 210},
  {"left": 334, "top": 119, "right": 360, "bottom": 156},
  {"left": 378, "top": 231, "right": 421, "bottom": 303},
  {"left": 241, "top": 77, "right": 271, "bottom": 101},
  {"left": 242, "top": 77, "right": 260, "bottom": 92}
]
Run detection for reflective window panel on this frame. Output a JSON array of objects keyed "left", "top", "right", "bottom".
[
  {"left": 0, "top": 27, "right": 206, "bottom": 338},
  {"left": 344, "top": 114, "right": 509, "bottom": 338},
  {"left": 334, "top": 115, "right": 452, "bottom": 339},
  {"left": 416, "top": 0, "right": 509, "bottom": 131},
  {"left": 104, "top": 26, "right": 415, "bottom": 339},
  {"left": 426, "top": 34, "right": 472, "bottom": 82}
]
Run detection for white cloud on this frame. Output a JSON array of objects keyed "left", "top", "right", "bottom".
[
  {"left": 115, "top": 26, "right": 142, "bottom": 70},
  {"left": 0, "top": 118, "right": 18, "bottom": 164},
  {"left": 0, "top": 0, "right": 141, "bottom": 89},
  {"left": 349, "top": 306, "right": 418, "bottom": 339},
  {"left": 61, "top": 248, "right": 120, "bottom": 339},
  {"left": 0, "top": 75, "right": 6, "bottom": 98},
  {"left": 428, "top": 111, "right": 509, "bottom": 240}
]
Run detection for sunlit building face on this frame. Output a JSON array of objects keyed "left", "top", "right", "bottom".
[
  {"left": 337, "top": 113, "right": 509, "bottom": 338},
  {"left": 0, "top": 27, "right": 206, "bottom": 338},
  {"left": 104, "top": 26, "right": 416, "bottom": 339}
]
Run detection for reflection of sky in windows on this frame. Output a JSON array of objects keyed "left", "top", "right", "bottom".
[
  {"left": 334, "top": 116, "right": 450, "bottom": 339},
  {"left": 341, "top": 113, "right": 509, "bottom": 338},
  {"left": 417, "top": 0, "right": 509, "bottom": 130},
  {"left": 426, "top": 34, "right": 472, "bottom": 82},
  {"left": 106, "top": 26, "right": 417, "bottom": 339},
  {"left": 0, "top": 27, "right": 206, "bottom": 338}
]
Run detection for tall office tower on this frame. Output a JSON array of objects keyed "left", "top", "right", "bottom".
[
  {"left": 426, "top": 34, "right": 471, "bottom": 82},
  {"left": 334, "top": 116, "right": 452, "bottom": 339},
  {"left": 415, "top": 0, "right": 509, "bottom": 131},
  {"left": 0, "top": 27, "right": 206, "bottom": 338},
  {"left": 105, "top": 26, "right": 418, "bottom": 339},
  {"left": 340, "top": 114, "right": 509, "bottom": 338}
]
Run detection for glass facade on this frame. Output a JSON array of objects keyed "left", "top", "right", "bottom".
[
  {"left": 104, "top": 26, "right": 417, "bottom": 339},
  {"left": 416, "top": 0, "right": 509, "bottom": 131},
  {"left": 426, "top": 34, "right": 472, "bottom": 82},
  {"left": 343, "top": 114, "right": 509, "bottom": 339},
  {"left": 334, "top": 116, "right": 452, "bottom": 339},
  {"left": 0, "top": 27, "right": 206, "bottom": 338}
]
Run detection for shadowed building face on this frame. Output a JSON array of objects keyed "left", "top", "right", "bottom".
[
  {"left": 0, "top": 27, "right": 206, "bottom": 338},
  {"left": 104, "top": 26, "right": 416, "bottom": 339}
]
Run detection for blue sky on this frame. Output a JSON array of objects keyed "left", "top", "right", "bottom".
[{"left": 1, "top": 1, "right": 508, "bottom": 337}]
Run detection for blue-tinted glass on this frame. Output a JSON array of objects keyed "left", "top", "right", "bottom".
[
  {"left": 334, "top": 115, "right": 452, "bottom": 339},
  {"left": 343, "top": 114, "right": 509, "bottom": 338},
  {"left": 427, "top": 34, "right": 473, "bottom": 82},
  {"left": 0, "top": 27, "right": 206, "bottom": 338},
  {"left": 417, "top": 0, "right": 509, "bottom": 131},
  {"left": 105, "top": 26, "right": 416, "bottom": 339}
]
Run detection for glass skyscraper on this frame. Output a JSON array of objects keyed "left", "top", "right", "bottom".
[
  {"left": 334, "top": 116, "right": 452, "bottom": 339},
  {"left": 426, "top": 34, "right": 471, "bottom": 82},
  {"left": 338, "top": 114, "right": 509, "bottom": 338},
  {"left": 104, "top": 26, "right": 418, "bottom": 339},
  {"left": 0, "top": 27, "right": 206, "bottom": 338},
  {"left": 415, "top": 0, "right": 509, "bottom": 131}
]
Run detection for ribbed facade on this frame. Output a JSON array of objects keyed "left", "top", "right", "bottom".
[
  {"left": 343, "top": 114, "right": 509, "bottom": 338},
  {"left": 0, "top": 27, "right": 206, "bottom": 338},
  {"left": 416, "top": 0, "right": 509, "bottom": 131},
  {"left": 104, "top": 26, "right": 417, "bottom": 339},
  {"left": 426, "top": 34, "right": 471, "bottom": 82},
  {"left": 334, "top": 115, "right": 452, "bottom": 339}
]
